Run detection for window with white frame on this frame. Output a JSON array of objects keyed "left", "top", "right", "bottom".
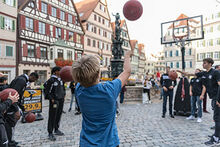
[
  {"left": 68, "top": 14, "right": 72, "bottom": 23},
  {"left": 100, "top": 4, "right": 105, "bottom": 12},
  {"left": 5, "top": 0, "right": 15, "bottom": 7},
  {"left": 199, "top": 53, "right": 205, "bottom": 60},
  {"left": 214, "top": 52, "right": 220, "bottom": 59},
  {"left": 99, "top": 41, "right": 102, "bottom": 49},
  {"left": 60, "top": 11, "right": 65, "bottom": 20},
  {"left": 87, "top": 38, "right": 91, "bottom": 46},
  {"left": 206, "top": 52, "right": 212, "bottom": 58},
  {"left": 176, "top": 62, "right": 179, "bottom": 68},
  {"left": 41, "top": 2, "right": 47, "bottom": 13},
  {"left": 190, "top": 61, "right": 192, "bottom": 68},
  {"left": 61, "top": 0, "right": 66, "bottom": 4},
  {"left": 50, "top": 48, "right": 53, "bottom": 60},
  {"left": 26, "top": 17, "right": 33, "bottom": 31},
  {"left": 170, "top": 62, "right": 173, "bottom": 68},
  {"left": 5, "top": 17, "right": 13, "bottom": 30},
  {"left": 52, "top": 7, "right": 57, "bottom": 17},
  {"left": 69, "top": 31, "right": 74, "bottom": 41},
  {"left": 56, "top": 27, "right": 61, "bottom": 38},
  {"left": 188, "top": 48, "right": 192, "bottom": 55},
  {"left": 103, "top": 43, "right": 106, "bottom": 50},
  {"left": 28, "top": 45, "right": 35, "bottom": 57},
  {"left": 93, "top": 40, "right": 96, "bottom": 47},
  {"left": 100, "top": 29, "right": 103, "bottom": 36},
  {"left": 40, "top": 47, "right": 47, "bottom": 59},
  {"left": 76, "top": 34, "right": 81, "bottom": 44},
  {"left": 67, "top": 50, "right": 72, "bottom": 60},
  {"left": 6, "top": 45, "right": 13, "bottom": 57},
  {"left": 217, "top": 38, "right": 220, "bottom": 45},
  {"left": 39, "top": 22, "right": 45, "bottom": 34},
  {"left": 57, "top": 49, "right": 63, "bottom": 58}
]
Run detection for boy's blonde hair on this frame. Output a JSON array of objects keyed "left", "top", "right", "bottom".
[{"left": 72, "top": 55, "right": 100, "bottom": 87}]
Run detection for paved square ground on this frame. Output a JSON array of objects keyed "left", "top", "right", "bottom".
[{"left": 14, "top": 91, "right": 217, "bottom": 147}]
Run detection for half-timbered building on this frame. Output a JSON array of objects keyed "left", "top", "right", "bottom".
[
  {"left": 75, "top": 0, "right": 112, "bottom": 73},
  {"left": 17, "top": 0, "right": 84, "bottom": 85}
]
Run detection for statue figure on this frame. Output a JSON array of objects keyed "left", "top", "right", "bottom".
[
  {"left": 112, "top": 13, "right": 121, "bottom": 27},
  {"left": 111, "top": 13, "right": 124, "bottom": 77}
]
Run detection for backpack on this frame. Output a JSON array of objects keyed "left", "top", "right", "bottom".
[{"left": 43, "top": 78, "right": 54, "bottom": 100}]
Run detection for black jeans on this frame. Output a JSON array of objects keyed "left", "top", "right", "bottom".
[
  {"left": 162, "top": 90, "right": 173, "bottom": 115},
  {"left": 0, "top": 124, "right": 8, "bottom": 147},
  {"left": 213, "top": 103, "right": 220, "bottom": 137},
  {"left": 48, "top": 99, "right": 64, "bottom": 134}
]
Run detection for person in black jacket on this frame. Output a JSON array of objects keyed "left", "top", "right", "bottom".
[
  {"left": 0, "top": 77, "right": 9, "bottom": 92},
  {"left": 178, "top": 58, "right": 220, "bottom": 145},
  {"left": 45, "top": 67, "right": 66, "bottom": 141},
  {"left": 5, "top": 72, "right": 38, "bottom": 147},
  {"left": 68, "top": 81, "right": 80, "bottom": 114},
  {"left": 0, "top": 92, "right": 19, "bottom": 147},
  {"left": 160, "top": 66, "right": 176, "bottom": 118}
]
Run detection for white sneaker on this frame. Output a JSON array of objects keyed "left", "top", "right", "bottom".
[
  {"left": 148, "top": 100, "right": 152, "bottom": 104},
  {"left": 197, "top": 117, "right": 202, "bottom": 123},
  {"left": 186, "top": 115, "right": 195, "bottom": 120}
]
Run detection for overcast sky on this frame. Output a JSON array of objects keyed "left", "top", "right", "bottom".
[{"left": 74, "top": 0, "right": 220, "bottom": 55}]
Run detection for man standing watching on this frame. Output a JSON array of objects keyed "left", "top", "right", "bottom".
[
  {"left": 178, "top": 58, "right": 220, "bottom": 145},
  {"left": 186, "top": 69, "right": 206, "bottom": 123},
  {"left": 197, "top": 59, "right": 220, "bottom": 145},
  {"left": 44, "top": 67, "right": 66, "bottom": 141},
  {"left": 160, "top": 66, "right": 176, "bottom": 118}
]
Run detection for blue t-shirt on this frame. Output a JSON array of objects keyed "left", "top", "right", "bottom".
[{"left": 75, "top": 79, "right": 122, "bottom": 147}]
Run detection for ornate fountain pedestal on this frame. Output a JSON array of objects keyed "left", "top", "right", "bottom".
[{"left": 124, "top": 86, "right": 143, "bottom": 103}]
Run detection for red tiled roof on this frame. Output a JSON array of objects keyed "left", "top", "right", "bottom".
[
  {"left": 168, "top": 13, "right": 199, "bottom": 29},
  {"left": 130, "top": 40, "right": 138, "bottom": 50},
  {"left": 138, "top": 43, "right": 144, "bottom": 54},
  {"left": 75, "top": 0, "right": 99, "bottom": 21}
]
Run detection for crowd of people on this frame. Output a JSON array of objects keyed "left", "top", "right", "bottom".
[{"left": 0, "top": 51, "right": 220, "bottom": 146}]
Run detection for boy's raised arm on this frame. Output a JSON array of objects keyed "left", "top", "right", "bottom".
[{"left": 117, "top": 51, "right": 132, "bottom": 87}]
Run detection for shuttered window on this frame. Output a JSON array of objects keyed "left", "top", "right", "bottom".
[
  {"left": 26, "top": 17, "right": 33, "bottom": 31},
  {"left": 6, "top": 46, "right": 13, "bottom": 57},
  {"left": 28, "top": 45, "right": 35, "bottom": 57}
]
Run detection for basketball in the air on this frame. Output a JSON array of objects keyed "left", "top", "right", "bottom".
[
  {"left": 60, "top": 66, "right": 73, "bottom": 82},
  {"left": 0, "top": 88, "right": 18, "bottom": 102},
  {"left": 123, "top": 0, "right": 143, "bottom": 21},
  {"left": 25, "top": 112, "right": 36, "bottom": 123},
  {"left": 168, "top": 70, "right": 178, "bottom": 81}
]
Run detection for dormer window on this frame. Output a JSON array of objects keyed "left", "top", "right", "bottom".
[{"left": 61, "top": 0, "right": 66, "bottom": 4}]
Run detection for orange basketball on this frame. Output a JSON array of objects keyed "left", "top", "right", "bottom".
[
  {"left": 123, "top": 0, "right": 143, "bottom": 21},
  {"left": 60, "top": 66, "right": 73, "bottom": 82},
  {"left": 25, "top": 112, "right": 36, "bottom": 123},
  {"left": 168, "top": 70, "right": 178, "bottom": 81},
  {"left": 0, "top": 88, "right": 18, "bottom": 103}
]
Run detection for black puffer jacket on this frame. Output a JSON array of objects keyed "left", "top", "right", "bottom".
[
  {"left": 0, "top": 99, "right": 12, "bottom": 124},
  {"left": 44, "top": 75, "right": 66, "bottom": 100}
]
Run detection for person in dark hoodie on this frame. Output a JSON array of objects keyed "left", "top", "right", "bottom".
[
  {"left": 44, "top": 67, "right": 66, "bottom": 141},
  {"left": 5, "top": 72, "right": 38, "bottom": 147},
  {"left": 0, "top": 77, "right": 9, "bottom": 92},
  {"left": 160, "top": 66, "right": 177, "bottom": 118},
  {"left": 0, "top": 92, "right": 19, "bottom": 147}
]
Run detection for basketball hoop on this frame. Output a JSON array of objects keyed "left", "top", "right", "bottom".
[{"left": 173, "top": 34, "right": 188, "bottom": 42}]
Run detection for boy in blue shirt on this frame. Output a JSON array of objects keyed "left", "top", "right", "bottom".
[{"left": 72, "top": 51, "right": 132, "bottom": 147}]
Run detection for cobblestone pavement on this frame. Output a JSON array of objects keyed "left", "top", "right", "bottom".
[{"left": 14, "top": 91, "right": 217, "bottom": 147}]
